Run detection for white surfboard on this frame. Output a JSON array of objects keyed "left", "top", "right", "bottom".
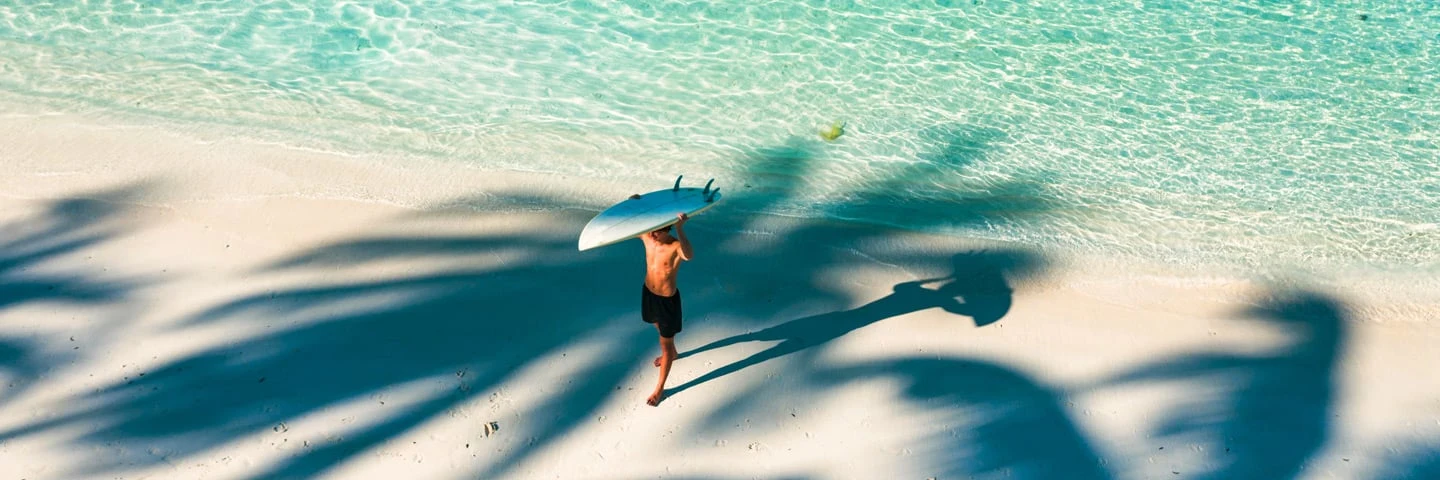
[{"left": 578, "top": 176, "right": 722, "bottom": 251}]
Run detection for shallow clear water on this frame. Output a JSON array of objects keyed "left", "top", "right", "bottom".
[{"left": 1, "top": 1, "right": 1436, "bottom": 273}]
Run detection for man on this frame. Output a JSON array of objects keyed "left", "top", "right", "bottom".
[{"left": 640, "top": 212, "right": 693, "bottom": 406}]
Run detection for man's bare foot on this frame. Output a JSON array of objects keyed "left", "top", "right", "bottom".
[{"left": 646, "top": 390, "right": 665, "bottom": 406}]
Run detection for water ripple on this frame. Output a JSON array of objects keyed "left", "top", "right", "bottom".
[{"left": 0, "top": 0, "right": 1436, "bottom": 272}]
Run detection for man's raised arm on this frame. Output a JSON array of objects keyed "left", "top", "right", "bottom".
[{"left": 675, "top": 213, "right": 693, "bottom": 261}]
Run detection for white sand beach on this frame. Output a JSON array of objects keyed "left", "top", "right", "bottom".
[{"left": 2, "top": 114, "right": 1438, "bottom": 480}]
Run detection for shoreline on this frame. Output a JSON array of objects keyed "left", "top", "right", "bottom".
[{"left": 4, "top": 111, "right": 1437, "bottom": 316}]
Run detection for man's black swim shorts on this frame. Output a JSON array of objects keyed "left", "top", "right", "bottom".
[{"left": 641, "top": 285, "right": 683, "bottom": 338}]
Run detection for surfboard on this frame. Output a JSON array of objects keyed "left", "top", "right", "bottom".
[{"left": 578, "top": 176, "right": 722, "bottom": 251}]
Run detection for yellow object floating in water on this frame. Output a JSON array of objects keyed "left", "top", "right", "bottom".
[{"left": 820, "top": 121, "right": 845, "bottom": 141}]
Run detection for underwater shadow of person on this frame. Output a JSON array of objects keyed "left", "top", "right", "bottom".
[{"left": 668, "top": 249, "right": 1041, "bottom": 397}]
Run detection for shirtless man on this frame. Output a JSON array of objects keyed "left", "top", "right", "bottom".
[{"left": 640, "top": 212, "right": 693, "bottom": 406}]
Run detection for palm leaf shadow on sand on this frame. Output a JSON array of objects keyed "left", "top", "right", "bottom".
[
  {"left": 0, "top": 207, "right": 931, "bottom": 480},
  {"left": 669, "top": 248, "right": 1041, "bottom": 399},
  {"left": 816, "top": 357, "right": 1113, "bottom": 480},
  {"left": 0, "top": 219, "right": 653, "bottom": 479},
  {"left": 1094, "top": 289, "right": 1348, "bottom": 480},
  {"left": 0, "top": 187, "right": 146, "bottom": 308},
  {"left": 1375, "top": 443, "right": 1440, "bottom": 480},
  {"left": 0, "top": 183, "right": 151, "bottom": 406},
  {"left": 667, "top": 123, "right": 1053, "bottom": 403},
  {"left": 0, "top": 122, "right": 1073, "bottom": 478}
]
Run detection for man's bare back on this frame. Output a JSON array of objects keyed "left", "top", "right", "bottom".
[{"left": 639, "top": 213, "right": 693, "bottom": 406}]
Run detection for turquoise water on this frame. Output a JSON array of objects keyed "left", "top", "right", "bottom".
[{"left": 1, "top": 1, "right": 1437, "bottom": 273}]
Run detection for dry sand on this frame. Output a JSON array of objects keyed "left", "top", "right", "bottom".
[{"left": 1, "top": 114, "right": 1437, "bottom": 479}]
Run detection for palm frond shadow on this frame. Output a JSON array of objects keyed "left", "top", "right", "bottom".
[
  {"left": 0, "top": 183, "right": 152, "bottom": 406},
  {"left": 824, "top": 124, "right": 1058, "bottom": 231},
  {"left": 3, "top": 220, "right": 649, "bottom": 479},
  {"left": 5, "top": 125, "right": 1420, "bottom": 480},
  {"left": 816, "top": 357, "right": 1112, "bottom": 480},
  {"left": 0, "top": 123, "right": 1078, "bottom": 478},
  {"left": 671, "top": 248, "right": 1042, "bottom": 400},
  {"left": 725, "top": 137, "right": 820, "bottom": 214},
  {"left": 1093, "top": 289, "right": 1348, "bottom": 480},
  {"left": 1375, "top": 442, "right": 1440, "bottom": 480}
]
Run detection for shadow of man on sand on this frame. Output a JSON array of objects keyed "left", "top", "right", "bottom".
[{"left": 668, "top": 249, "right": 1038, "bottom": 398}]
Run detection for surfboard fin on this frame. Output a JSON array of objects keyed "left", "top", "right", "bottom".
[
  {"left": 703, "top": 178, "right": 714, "bottom": 195},
  {"left": 707, "top": 187, "right": 720, "bottom": 203},
  {"left": 674, "top": 175, "right": 683, "bottom": 191}
]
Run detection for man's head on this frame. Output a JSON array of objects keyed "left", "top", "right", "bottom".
[{"left": 648, "top": 225, "right": 674, "bottom": 242}]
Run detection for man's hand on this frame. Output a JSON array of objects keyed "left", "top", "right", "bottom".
[{"left": 675, "top": 212, "right": 689, "bottom": 227}]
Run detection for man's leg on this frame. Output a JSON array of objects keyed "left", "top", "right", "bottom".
[
  {"left": 654, "top": 323, "right": 675, "bottom": 366},
  {"left": 648, "top": 330, "right": 678, "bottom": 406}
]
